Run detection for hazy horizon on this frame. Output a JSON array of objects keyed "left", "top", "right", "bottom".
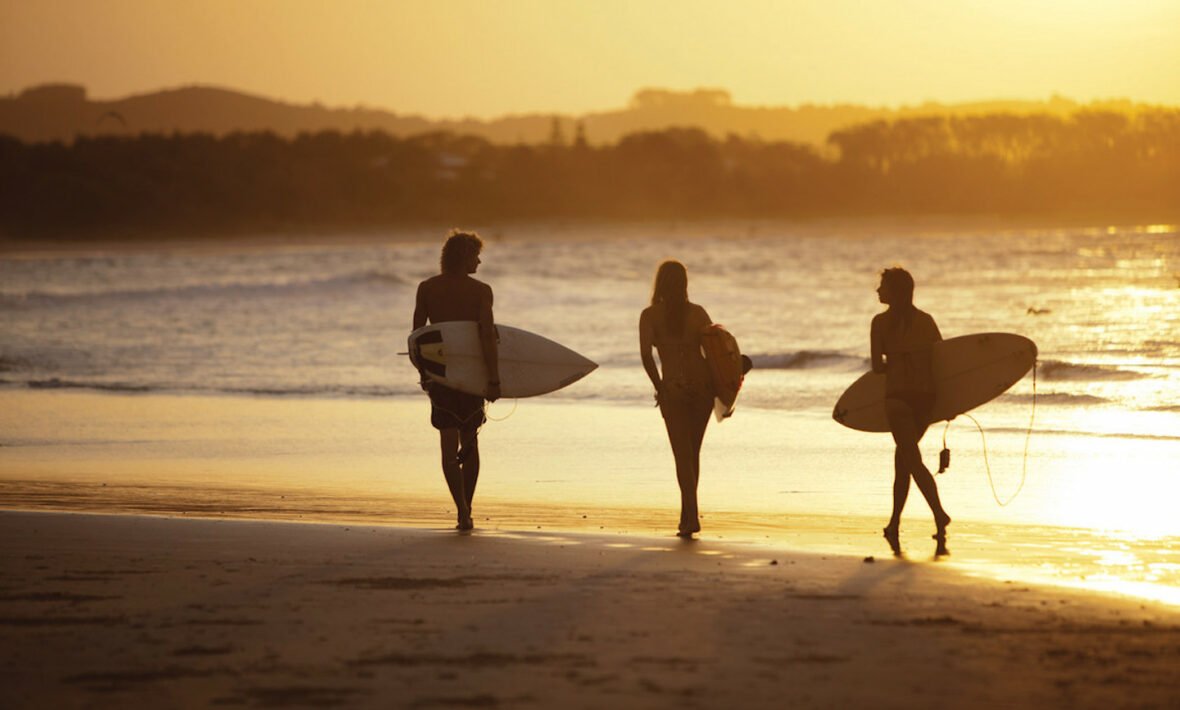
[
  {"left": 3, "top": 0, "right": 1178, "bottom": 121},
  {"left": 10, "top": 80, "right": 1169, "bottom": 124}
]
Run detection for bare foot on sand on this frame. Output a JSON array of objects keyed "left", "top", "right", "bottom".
[
  {"left": 883, "top": 525, "right": 902, "bottom": 556},
  {"left": 933, "top": 514, "right": 951, "bottom": 556},
  {"left": 933, "top": 532, "right": 949, "bottom": 557}
]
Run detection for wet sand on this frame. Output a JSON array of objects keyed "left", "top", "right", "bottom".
[
  {"left": 2, "top": 510, "right": 1179, "bottom": 709},
  {"left": 4, "top": 389, "right": 1180, "bottom": 606}
]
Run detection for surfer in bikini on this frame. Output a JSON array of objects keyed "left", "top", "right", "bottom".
[
  {"left": 640, "top": 260, "right": 714, "bottom": 537},
  {"left": 871, "top": 267, "right": 951, "bottom": 556},
  {"left": 413, "top": 230, "right": 501, "bottom": 531}
]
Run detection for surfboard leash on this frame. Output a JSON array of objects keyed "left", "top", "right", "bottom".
[
  {"left": 939, "top": 358, "right": 1037, "bottom": 506},
  {"left": 938, "top": 420, "right": 951, "bottom": 473},
  {"left": 484, "top": 398, "right": 518, "bottom": 422},
  {"left": 453, "top": 399, "right": 516, "bottom": 464},
  {"left": 432, "top": 396, "right": 518, "bottom": 469}
]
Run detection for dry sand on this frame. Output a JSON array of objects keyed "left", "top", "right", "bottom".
[{"left": 1, "top": 511, "right": 1178, "bottom": 709}]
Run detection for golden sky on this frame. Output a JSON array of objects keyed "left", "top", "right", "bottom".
[{"left": 2, "top": 0, "right": 1178, "bottom": 118}]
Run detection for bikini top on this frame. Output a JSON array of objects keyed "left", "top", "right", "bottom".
[{"left": 652, "top": 304, "right": 709, "bottom": 384}]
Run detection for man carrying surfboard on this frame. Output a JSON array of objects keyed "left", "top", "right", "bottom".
[
  {"left": 871, "top": 267, "right": 951, "bottom": 556},
  {"left": 412, "top": 230, "right": 501, "bottom": 531}
]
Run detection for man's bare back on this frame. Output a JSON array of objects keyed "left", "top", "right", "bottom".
[{"left": 413, "top": 273, "right": 492, "bottom": 327}]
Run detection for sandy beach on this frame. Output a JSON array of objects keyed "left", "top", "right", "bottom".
[{"left": 2, "top": 510, "right": 1179, "bottom": 709}]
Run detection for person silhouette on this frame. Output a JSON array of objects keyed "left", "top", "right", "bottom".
[
  {"left": 871, "top": 267, "right": 951, "bottom": 556},
  {"left": 640, "top": 260, "right": 714, "bottom": 537},
  {"left": 412, "top": 230, "right": 501, "bottom": 531}
]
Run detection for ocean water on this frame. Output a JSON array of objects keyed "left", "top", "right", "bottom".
[
  {"left": 2, "top": 220, "right": 1180, "bottom": 601},
  {"left": 3, "top": 221, "right": 1178, "bottom": 425}
]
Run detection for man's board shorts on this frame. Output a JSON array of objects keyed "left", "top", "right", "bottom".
[{"left": 428, "top": 383, "right": 486, "bottom": 432}]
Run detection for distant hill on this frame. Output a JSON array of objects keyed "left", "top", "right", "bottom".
[{"left": 0, "top": 83, "right": 1156, "bottom": 147}]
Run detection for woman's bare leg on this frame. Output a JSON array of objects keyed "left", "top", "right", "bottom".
[
  {"left": 663, "top": 399, "right": 711, "bottom": 535},
  {"left": 885, "top": 399, "right": 950, "bottom": 554}
]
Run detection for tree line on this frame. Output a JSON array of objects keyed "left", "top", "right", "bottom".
[{"left": 1, "top": 109, "right": 1177, "bottom": 239}]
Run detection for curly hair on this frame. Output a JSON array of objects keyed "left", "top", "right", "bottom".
[{"left": 440, "top": 230, "right": 484, "bottom": 274}]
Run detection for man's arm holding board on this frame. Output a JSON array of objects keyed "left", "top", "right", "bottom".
[
  {"left": 412, "top": 282, "right": 428, "bottom": 330},
  {"left": 478, "top": 283, "right": 501, "bottom": 402}
]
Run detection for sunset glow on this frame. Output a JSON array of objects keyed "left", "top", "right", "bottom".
[
  {"left": 2, "top": 0, "right": 1179, "bottom": 117},
  {"left": 4, "top": 0, "right": 1180, "bottom": 705}
]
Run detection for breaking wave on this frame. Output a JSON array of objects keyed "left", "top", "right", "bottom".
[
  {"left": 11, "top": 378, "right": 403, "bottom": 398},
  {"left": 751, "top": 350, "right": 867, "bottom": 371},
  {"left": 0, "top": 270, "right": 412, "bottom": 305},
  {"left": 1037, "top": 360, "right": 1149, "bottom": 382},
  {"left": 1001, "top": 392, "right": 1107, "bottom": 406}
]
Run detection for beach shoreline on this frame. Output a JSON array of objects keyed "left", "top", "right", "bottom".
[
  {"left": 2, "top": 509, "right": 1178, "bottom": 709},
  {"left": 4, "top": 387, "right": 1180, "bottom": 609},
  {"left": 5, "top": 484, "right": 1180, "bottom": 610}
]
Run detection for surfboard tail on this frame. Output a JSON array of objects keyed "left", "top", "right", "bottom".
[{"left": 702, "top": 324, "right": 745, "bottom": 422}]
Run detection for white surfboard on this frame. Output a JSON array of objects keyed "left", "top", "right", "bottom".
[
  {"left": 832, "top": 332, "right": 1036, "bottom": 432},
  {"left": 408, "top": 322, "right": 597, "bottom": 398}
]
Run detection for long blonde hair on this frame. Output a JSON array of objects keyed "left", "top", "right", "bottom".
[{"left": 651, "top": 260, "right": 689, "bottom": 336}]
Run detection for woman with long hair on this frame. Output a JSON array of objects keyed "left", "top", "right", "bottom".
[
  {"left": 640, "top": 260, "right": 714, "bottom": 537},
  {"left": 871, "top": 267, "right": 951, "bottom": 556}
]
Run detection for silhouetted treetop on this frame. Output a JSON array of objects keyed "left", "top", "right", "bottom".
[
  {"left": 1, "top": 108, "right": 1176, "bottom": 239},
  {"left": 629, "top": 88, "right": 734, "bottom": 110}
]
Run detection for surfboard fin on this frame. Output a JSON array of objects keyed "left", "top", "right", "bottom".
[{"left": 937, "top": 448, "right": 951, "bottom": 474}]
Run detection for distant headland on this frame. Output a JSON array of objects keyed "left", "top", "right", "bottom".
[
  {"left": 2, "top": 84, "right": 1176, "bottom": 240},
  {"left": 0, "top": 83, "right": 1158, "bottom": 147}
]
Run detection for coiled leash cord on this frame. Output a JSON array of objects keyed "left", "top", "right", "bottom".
[
  {"left": 454, "top": 399, "right": 517, "bottom": 463},
  {"left": 937, "top": 360, "right": 1037, "bottom": 507}
]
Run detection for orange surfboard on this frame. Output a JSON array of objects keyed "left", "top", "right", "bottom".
[{"left": 701, "top": 324, "right": 748, "bottom": 422}]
